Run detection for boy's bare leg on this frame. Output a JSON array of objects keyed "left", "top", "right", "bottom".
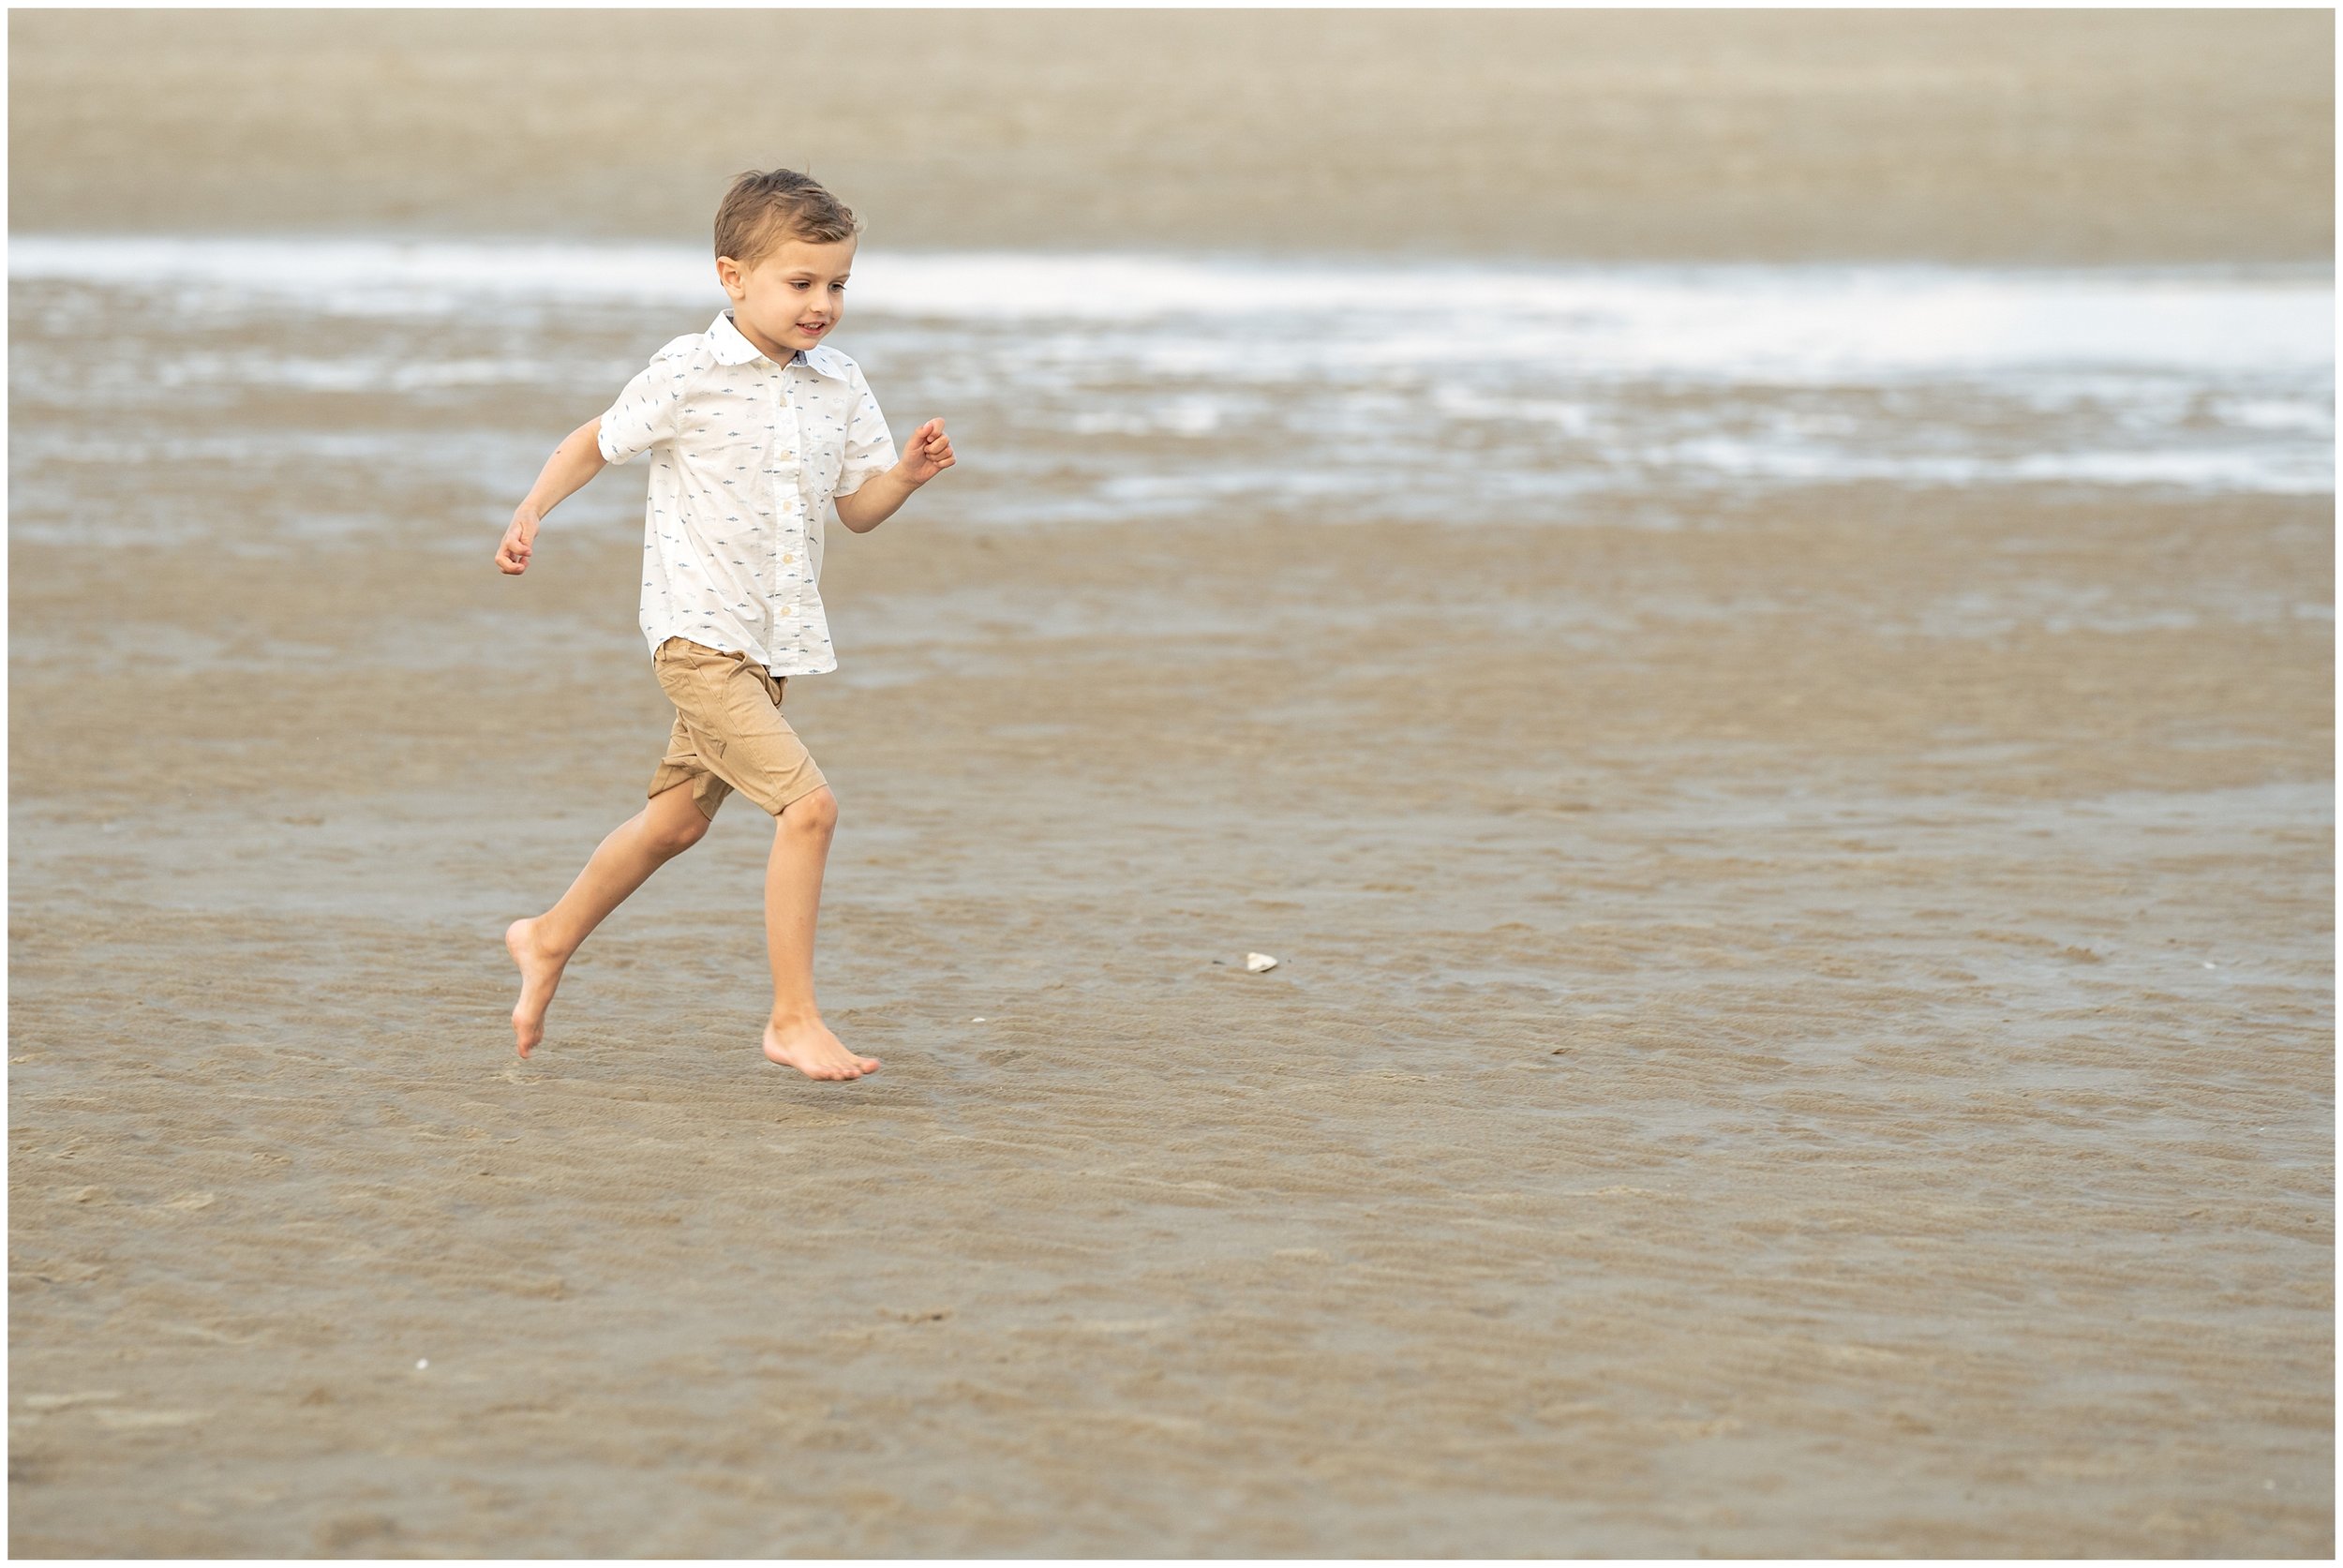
[
  {"left": 760, "top": 786, "right": 879, "bottom": 1081},
  {"left": 505, "top": 783, "right": 709, "bottom": 1056}
]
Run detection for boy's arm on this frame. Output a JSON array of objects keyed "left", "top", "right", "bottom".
[
  {"left": 835, "top": 418, "right": 955, "bottom": 534},
  {"left": 496, "top": 418, "right": 607, "bottom": 575}
]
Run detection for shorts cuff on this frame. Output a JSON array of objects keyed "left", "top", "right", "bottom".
[
  {"left": 649, "top": 764, "right": 727, "bottom": 821},
  {"left": 767, "top": 769, "right": 830, "bottom": 816}
]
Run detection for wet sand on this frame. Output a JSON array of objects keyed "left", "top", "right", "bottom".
[
  {"left": 8, "top": 8, "right": 2335, "bottom": 262},
  {"left": 8, "top": 8, "right": 2336, "bottom": 1559},
  {"left": 9, "top": 452, "right": 2333, "bottom": 1552}
]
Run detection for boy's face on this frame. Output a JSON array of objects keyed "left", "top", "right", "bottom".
[{"left": 715, "top": 234, "right": 857, "bottom": 359}]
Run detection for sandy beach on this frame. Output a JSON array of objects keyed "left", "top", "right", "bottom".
[
  {"left": 8, "top": 9, "right": 2335, "bottom": 262},
  {"left": 8, "top": 10, "right": 2336, "bottom": 1559}
]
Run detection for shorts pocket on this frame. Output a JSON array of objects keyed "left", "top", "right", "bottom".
[{"left": 652, "top": 641, "right": 743, "bottom": 735}]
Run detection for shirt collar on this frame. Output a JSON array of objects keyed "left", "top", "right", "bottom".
[{"left": 710, "top": 310, "right": 851, "bottom": 380}]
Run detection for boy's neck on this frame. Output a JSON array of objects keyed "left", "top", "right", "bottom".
[{"left": 727, "top": 309, "right": 800, "bottom": 366}]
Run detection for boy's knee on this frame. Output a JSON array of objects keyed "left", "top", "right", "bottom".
[
  {"left": 783, "top": 786, "right": 837, "bottom": 834},
  {"left": 647, "top": 812, "right": 710, "bottom": 858}
]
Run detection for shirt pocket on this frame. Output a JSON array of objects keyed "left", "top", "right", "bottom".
[{"left": 801, "top": 429, "right": 846, "bottom": 497}]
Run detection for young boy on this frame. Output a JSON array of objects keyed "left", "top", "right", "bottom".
[{"left": 494, "top": 168, "right": 953, "bottom": 1081}]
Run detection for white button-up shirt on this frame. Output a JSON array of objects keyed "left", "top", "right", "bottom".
[{"left": 596, "top": 309, "right": 898, "bottom": 676}]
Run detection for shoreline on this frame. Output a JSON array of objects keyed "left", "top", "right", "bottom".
[{"left": 14, "top": 231, "right": 2343, "bottom": 281}]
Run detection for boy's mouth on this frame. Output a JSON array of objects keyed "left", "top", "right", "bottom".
[{"left": 796, "top": 321, "right": 828, "bottom": 336}]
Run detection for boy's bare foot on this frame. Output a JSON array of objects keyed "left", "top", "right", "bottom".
[
  {"left": 764, "top": 1015, "right": 879, "bottom": 1081},
  {"left": 505, "top": 918, "right": 567, "bottom": 1058}
]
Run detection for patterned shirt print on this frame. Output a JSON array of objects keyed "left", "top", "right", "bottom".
[{"left": 598, "top": 309, "right": 899, "bottom": 677}]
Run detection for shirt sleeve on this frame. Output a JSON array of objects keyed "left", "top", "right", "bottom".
[
  {"left": 595, "top": 344, "right": 700, "bottom": 465},
  {"left": 837, "top": 367, "right": 900, "bottom": 495}
]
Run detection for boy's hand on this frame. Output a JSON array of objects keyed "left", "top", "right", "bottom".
[
  {"left": 496, "top": 510, "right": 540, "bottom": 575},
  {"left": 836, "top": 421, "right": 953, "bottom": 533},
  {"left": 899, "top": 419, "right": 955, "bottom": 485}
]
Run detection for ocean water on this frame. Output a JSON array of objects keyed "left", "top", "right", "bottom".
[{"left": 9, "top": 237, "right": 2333, "bottom": 540}]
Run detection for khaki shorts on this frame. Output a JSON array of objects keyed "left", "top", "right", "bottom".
[{"left": 647, "top": 637, "right": 828, "bottom": 821}]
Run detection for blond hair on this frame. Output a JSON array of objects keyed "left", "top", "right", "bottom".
[{"left": 713, "top": 168, "right": 859, "bottom": 267}]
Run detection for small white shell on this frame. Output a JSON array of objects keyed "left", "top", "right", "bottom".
[{"left": 1245, "top": 952, "right": 1279, "bottom": 973}]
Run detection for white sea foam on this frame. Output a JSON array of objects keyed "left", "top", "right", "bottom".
[
  {"left": 8, "top": 235, "right": 2333, "bottom": 509},
  {"left": 11, "top": 235, "right": 2330, "bottom": 376}
]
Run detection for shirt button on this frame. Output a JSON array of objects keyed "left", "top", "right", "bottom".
[{"left": 782, "top": 554, "right": 794, "bottom": 564}]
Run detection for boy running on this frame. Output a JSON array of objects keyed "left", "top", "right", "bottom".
[{"left": 494, "top": 168, "right": 953, "bottom": 1081}]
